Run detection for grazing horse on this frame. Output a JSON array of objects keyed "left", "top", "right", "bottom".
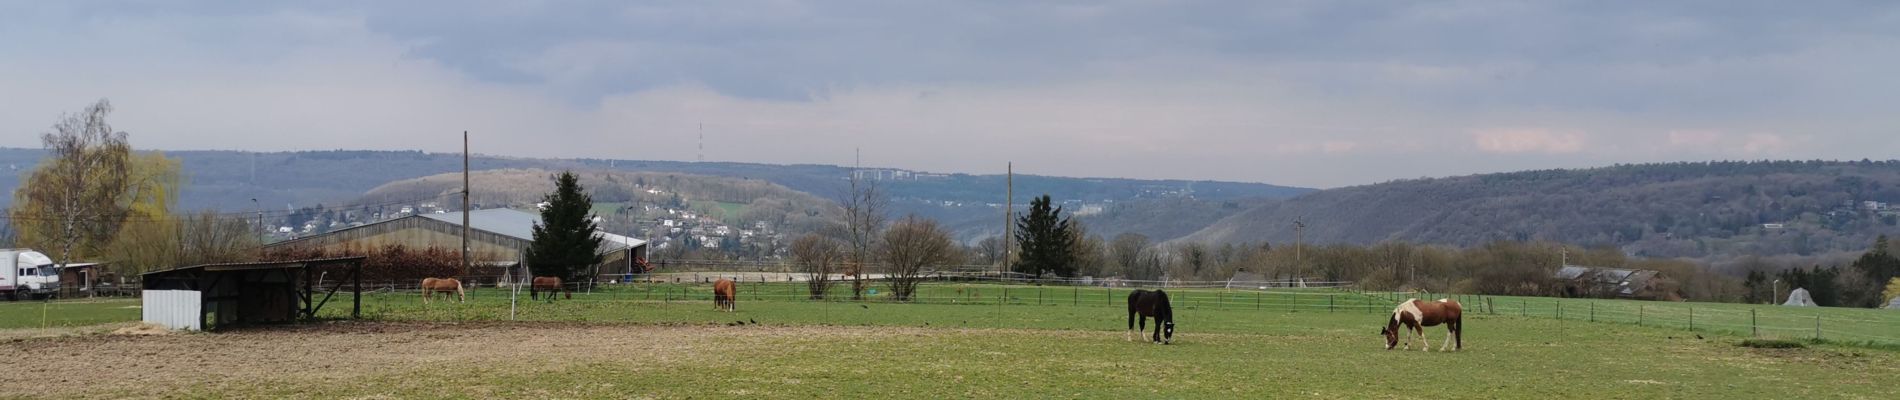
[
  {"left": 1381, "top": 298, "right": 1463, "bottom": 351},
  {"left": 530, "top": 276, "right": 569, "bottom": 302},
  {"left": 712, "top": 278, "right": 737, "bottom": 312},
  {"left": 420, "top": 278, "right": 465, "bottom": 304},
  {"left": 1126, "top": 289, "right": 1175, "bottom": 344}
]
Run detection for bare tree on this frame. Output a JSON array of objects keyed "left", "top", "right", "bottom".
[
  {"left": 1108, "top": 233, "right": 1150, "bottom": 278},
  {"left": 178, "top": 212, "right": 260, "bottom": 266},
  {"left": 12, "top": 99, "right": 132, "bottom": 268},
  {"left": 791, "top": 233, "right": 845, "bottom": 299},
  {"left": 837, "top": 175, "right": 887, "bottom": 300},
  {"left": 975, "top": 236, "right": 1005, "bottom": 266},
  {"left": 880, "top": 216, "right": 957, "bottom": 301},
  {"left": 1067, "top": 220, "right": 1106, "bottom": 278}
]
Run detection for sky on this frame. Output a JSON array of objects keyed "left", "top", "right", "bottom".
[{"left": 2, "top": 1, "right": 1897, "bottom": 189}]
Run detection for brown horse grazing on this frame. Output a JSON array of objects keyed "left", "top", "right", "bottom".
[
  {"left": 421, "top": 278, "right": 465, "bottom": 304},
  {"left": 1381, "top": 298, "right": 1463, "bottom": 351},
  {"left": 712, "top": 278, "right": 737, "bottom": 312},
  {"left": 530, "top": 276, "right": 569, "bottom": 302}
]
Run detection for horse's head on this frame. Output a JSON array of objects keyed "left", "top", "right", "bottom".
[
  {"left": 1381, "top": 317, "right": 1401, "bottom": 350},
  {"left": 1162, "top": 320, "right": 1174, "bottom": 344}
]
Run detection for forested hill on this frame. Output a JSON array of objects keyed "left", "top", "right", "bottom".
[
  {"left": 0, "top": 148, "right": 1311, "bottom": 241},
  {"left": 1181, "top": 160, "right": 1900, "bottom": 259}
]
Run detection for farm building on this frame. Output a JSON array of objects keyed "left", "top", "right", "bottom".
[
  {"left": 263, "top": 208, "right": 650, "bottom": 279},
  {"left": 1554, "top": 265, "right": 1668, "bottom": 300},
  {"left": 141, "top": 257, "right": 366, "bottom": 331}
]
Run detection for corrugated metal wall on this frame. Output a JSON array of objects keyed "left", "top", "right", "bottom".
[{"left": 141, "top": 290, "right": 202, "bottom": 331}]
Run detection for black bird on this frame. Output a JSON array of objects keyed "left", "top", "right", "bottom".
[
  {"left": 1696, "top": 334, "right": 1705, "bottom": 340},
  {"left": 749, "top": 318, "right": 757, "bottom": 325},
  {"left": 860, "top": 304, "right": 869, "bottom": 309}
]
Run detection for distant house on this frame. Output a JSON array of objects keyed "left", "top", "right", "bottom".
[
  {"left": 1555, "top": 265, "right": 1668, "bottom": 300},
  {"left": 1762, "top": 223, "right": 1785, "bottom": 229}
]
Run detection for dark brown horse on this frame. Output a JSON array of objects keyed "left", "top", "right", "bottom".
[
  {"left": 421, "top": 278, "right": 464, "bottom": 304},
  {"left": 1126, "top": 289, "right": 1175, "bottom": 344},
  {"left": 530, "top": 276, "right": 568, "bottom": 302},
  {"left": 1381, "top": 298, "right": 1463, "bottom": 351},
  {"left": 712, "top": 278, "right": 736, "bottom": 312}
]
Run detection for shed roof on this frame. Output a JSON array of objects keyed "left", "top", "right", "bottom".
[{"left": 142, "top": 256, "right": 369, "bottom": 277}]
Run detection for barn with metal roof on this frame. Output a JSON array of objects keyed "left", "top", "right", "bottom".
[{"left": 262, "top": 208, "right": 649, "bottom": 278}]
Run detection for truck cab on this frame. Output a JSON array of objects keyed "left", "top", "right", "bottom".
[{"left": 2, "top": 250, "right": 60, "bottom": 300}]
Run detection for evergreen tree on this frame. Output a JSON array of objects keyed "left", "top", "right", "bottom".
[
  {"left": 1013, "top": 195, "right": 1075, "bottom": 277},
  {"left": 1848, "top": 235, "right": 1900, "bottom": 307},
  {"left": 525, "top": 171, "right": 605, "bottom": 284}
]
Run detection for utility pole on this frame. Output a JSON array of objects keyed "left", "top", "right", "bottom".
[
  {"left": 252, "top": 198, "right": 263, "bottom": 259},
  {"left": 462, "top": 131, "right": 471, "bottom": 276},
  {"left": 1004, "top": 162, "right": 1013, "bottom": 277},
  {"left": 1293, "top": 217, "right": 1305, "bottom": 287}
]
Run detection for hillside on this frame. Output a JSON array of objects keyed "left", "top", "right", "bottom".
[
  {"left": 0, "top": 148, "right": 1311, "bottom": 243},
  {"left": 1180, "top": 161, "right": 1900, "bottom": 259}
]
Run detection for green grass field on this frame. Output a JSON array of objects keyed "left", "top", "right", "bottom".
[{"left": 5, "top": 284, "right": 1900, "bottom": 398}]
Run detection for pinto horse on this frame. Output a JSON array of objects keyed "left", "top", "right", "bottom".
[
  {"left": 1381, "top": 298, "right": 1463, "bottom": 351},
  {"left": 530, "top": 276, "right": 569, "bottom": 302},
  {"left": 712, "top": 278, "right": 737, "bottom": 312},
  {"left": 421, "top": 278, "right": 465, "bottom": 304},
  {"left": 1126, "top": 289, "right": 1175, "bottom": 344}
]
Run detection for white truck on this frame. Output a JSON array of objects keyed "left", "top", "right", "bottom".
[{"left": 1, "top": 249, "right": 61, "bottom": 300}]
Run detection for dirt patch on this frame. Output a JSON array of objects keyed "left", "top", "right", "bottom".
[
  {"left": 0, "top": 321, "right": 1032, "bottom": 398},
  {"left": 109, "top": 323, "right": 171, "bottom": 336}
]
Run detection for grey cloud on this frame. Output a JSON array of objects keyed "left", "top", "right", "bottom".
[{"left": 1, "top": 1, "right": 1897, "bottom": 187}]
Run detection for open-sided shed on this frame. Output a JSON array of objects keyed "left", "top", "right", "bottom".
[{"left": 141, "top": 257, "right": 367, "bottom": 331}]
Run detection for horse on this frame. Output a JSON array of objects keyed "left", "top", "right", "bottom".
[
  {"left": 1126, "top": 289, "right": 1175, "bottom": 344},
  {"left": 530, "top": 276, "right": 569, "bottom": 302},
  {"left": 1381, "top": 298, "right": 1463, "bottom": 351},
  {"left": 712, "top": 278, "right": 737, "bottom": 312},
  {"left": 420, "top": 278, "right": 465, "bottom": 304}
]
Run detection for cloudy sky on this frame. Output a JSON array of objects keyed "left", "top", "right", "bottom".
[{"left": 2, "top": 1, "right": 1896, "bottom": 188}]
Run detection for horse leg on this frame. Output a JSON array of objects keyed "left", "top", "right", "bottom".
[
  {"left": 1139, "top": 316, "right": 1149, "bottom": 343},
  {"left": 1416, "top": 325, "right": 1429, "bottom": 352},
  {"left": 422, "top": 288, "right": 430, "bottom": 305},
  {"left": 1453, "top": 321, "right": 1463, "bottom": 351},
  {"left": 1440, "top": 326, "right": 1454, "bottom": 351}
]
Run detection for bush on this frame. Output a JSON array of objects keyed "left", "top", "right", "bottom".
[{"left": 1737, "top": 339, "right": 1807, "bottom": 349}]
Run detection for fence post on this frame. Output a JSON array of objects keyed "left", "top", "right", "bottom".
[
  {"left": 1557, "top": 301, "right": 1563, "bottom": 320},
  {"left": 1073, "top": 287, "right": 1078, "bottom": 306},
  {"left": 1689, "top": 307, "right": 1694, "bottom": 331},
  {"left": 1750, "top": 308, "right": 1759, "bottom": 337},
  {"left": 1638, "top": 305, "right": 1644, "bottom": 326},
  {"left": 1520, "top": 300, "right": 1526, "bottom": 317},
  {"left": 1256, "top": 291, "right": 1261, "bottom": 310},
  {"left": 1217, "top": 292, "right": 1223, "bottom": 310},
  {"left": 1038, "top": 287, "right": 1043, "bottom": 306},
  {"left": 1589, "top": 302, "right": 1594, "bottom": 322},
  {"left": 1815, "top": 314, "right": 1822, "bottom": 340},
  {"left": 1329, "top": 295, "right": 1334, "bottom": 313}
]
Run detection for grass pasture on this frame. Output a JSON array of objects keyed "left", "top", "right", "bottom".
[{"left": 3, "top": 283, "right": 1900, "bottom": 398}]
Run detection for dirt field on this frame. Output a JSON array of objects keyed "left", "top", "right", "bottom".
[{"left": 2, "top": 321, "right": 1085, "bottom": 398}]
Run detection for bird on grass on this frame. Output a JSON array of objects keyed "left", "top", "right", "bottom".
[{"left": 749, "top": 318, "right": 757, "bottom": 325}]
